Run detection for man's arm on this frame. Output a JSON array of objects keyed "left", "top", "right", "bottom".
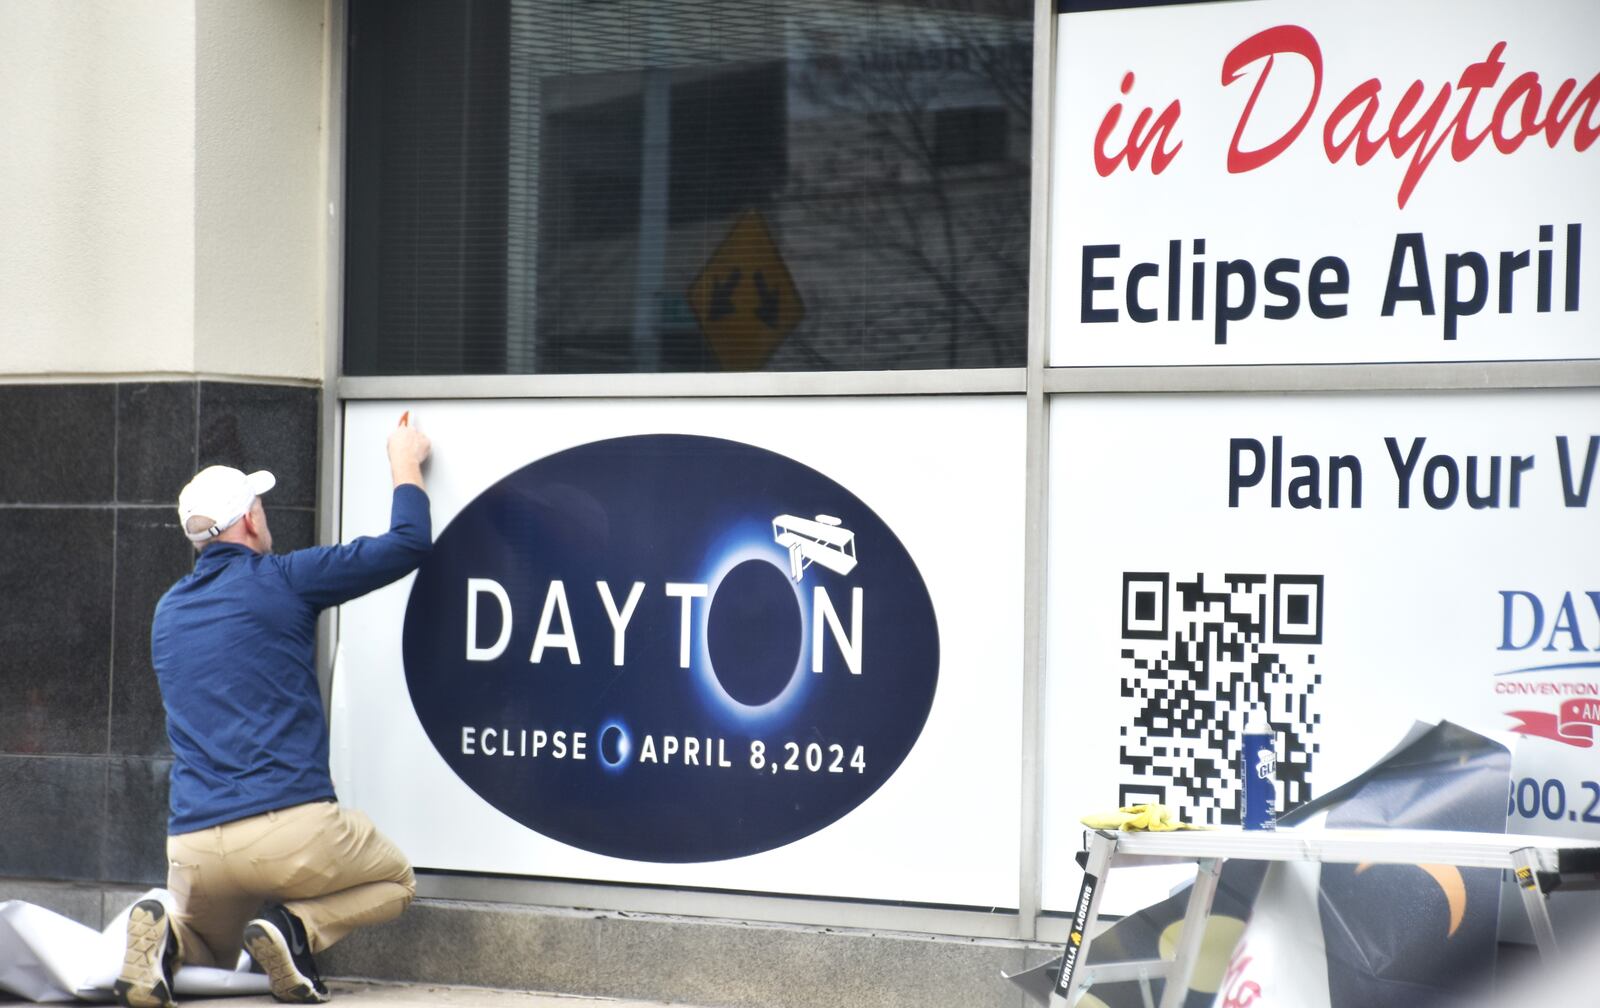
[{"left": 279, "top": 415, "right": 434, "bottom": 609}]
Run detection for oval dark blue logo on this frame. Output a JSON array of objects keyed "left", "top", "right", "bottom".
[{"left": 402, "top": 434, "right": 940, "bottom": 862}]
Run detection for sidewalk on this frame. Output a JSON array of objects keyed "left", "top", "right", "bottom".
[{"left": 0, "top": 979, "right": 696, "bottom": 1007}]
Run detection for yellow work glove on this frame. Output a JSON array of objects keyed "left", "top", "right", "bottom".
[{"left": 1080, "top": 803, "right": 1204, "bottom": 831}]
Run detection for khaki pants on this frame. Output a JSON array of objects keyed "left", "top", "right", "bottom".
[{"left": 166, "top": 801, "right": 414, "bottom": 968}]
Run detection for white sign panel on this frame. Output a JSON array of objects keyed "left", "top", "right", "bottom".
[
  {"left": 331, "top": 397, "right": 1025, "bottom": 908},
  {"left": 1041, "top": 389, "right": 1600, "bottom": 910},
  {"left": 1051, "top": 0, "right": 1600, "bottom": 365}
]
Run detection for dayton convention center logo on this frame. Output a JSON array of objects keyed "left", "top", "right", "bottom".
[
  {"left": 1495, "top": 589, "right": 1600, "bottom": 749},
  {"left": 401, "top": 434, "right": 940, "bottom": 862}
]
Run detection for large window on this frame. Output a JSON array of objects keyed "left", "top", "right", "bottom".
[{"left": 343, "top": 0, "right": 1033, "bottom": 375}]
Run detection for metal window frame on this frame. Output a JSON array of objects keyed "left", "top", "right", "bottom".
[
  {"left": 319, "top": 0, "right": 1596, "bottom": 945},
  {"left": 1043, "top": 360, "right": 1600, "bottom": 393}
]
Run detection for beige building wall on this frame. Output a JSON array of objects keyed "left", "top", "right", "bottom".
[
  {"left": 0, "top": 0, "right": 327, "bottom": 382},
  {"left": 195, "top": 0, "right": 327, "bottom": 380}
]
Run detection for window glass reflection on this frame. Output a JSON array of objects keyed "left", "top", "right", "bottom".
[{"left": 344, "top": 1, "right": 1032, "bottom": 375}]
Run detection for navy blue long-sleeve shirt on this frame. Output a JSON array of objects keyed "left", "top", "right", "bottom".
[{"left": 152, "top": 484, "right": 432, "bottom": 834}]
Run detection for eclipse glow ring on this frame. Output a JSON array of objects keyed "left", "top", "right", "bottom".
[
  {"left": 597, "top": 719, "right": 633, "bottom": 772},
  {"left": 695, "top": 542, "right": 810, "bottom": 724}
]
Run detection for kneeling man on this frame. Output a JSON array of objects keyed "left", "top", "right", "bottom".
[{"left": 117, "top": 418, "right": 433, "bottom": 1007}]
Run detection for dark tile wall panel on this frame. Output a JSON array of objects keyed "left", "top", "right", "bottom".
[
  {"left": 268, "top": 506, "right": 318, "bottom": 555},
  {"left": 198, "top": 383, "right": 320, "bottom": 508},
  {"left": 111, "top": 508, "right": 194, "bottom": 757},
  {"left": 0, "top": 508, "right": 114, "bottom": 754},
  {"left": 102, "top": 757, "right": 172, "bottom": 884},
  {"left": 117, "top": 383, "right": 198, "bottom": 505},
  {"left": 0, "top": 379, "right": 320, "bottom": 887},
  {"left": 0, "top": 384, "right": 116, "bottom": 504},
  {"left": 0, "top": 756, "right": 106, "bottom": 879}
]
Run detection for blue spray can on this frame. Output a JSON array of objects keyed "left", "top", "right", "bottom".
[{"left": 1241, "top": 706, "right": 1277, "bottom": 830}]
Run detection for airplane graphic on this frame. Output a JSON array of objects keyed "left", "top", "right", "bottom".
[{"left": 772, "top": 514, "right": 857, "bottom": 582}]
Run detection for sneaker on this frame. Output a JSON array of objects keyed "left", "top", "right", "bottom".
[
  {"left": 242, "top": 904, "right": 330, "bottom": 1004},
  {"left": 113, "top": 898, "right": 177, "bottom": 1008}
]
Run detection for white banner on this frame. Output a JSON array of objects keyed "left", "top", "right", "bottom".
[
  {"left": 331, "top": 397, "right": 1025, "bottom": 908},
  {"left": 1052, "top": 0, "right": 1600, "bottom": 365},
  {"left": 1041, "top": 389, "right": 1600, "bottom": 910}
]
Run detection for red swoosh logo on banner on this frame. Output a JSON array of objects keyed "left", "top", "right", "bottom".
[{"left": 1505, "top": 701, "right": 1599, "bottom": 748}]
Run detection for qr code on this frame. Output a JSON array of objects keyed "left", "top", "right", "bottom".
[{"left": 1118, "top": 571, "right": 1323, "bottom": 826}]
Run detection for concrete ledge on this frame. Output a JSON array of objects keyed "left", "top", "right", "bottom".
[
  {"left": 0, "top": 877, "right": 145, "bottom": 931},
  {"left": 2, "top": 880, "right": 1056, "bottom": 1008},
  {"left": 323, "top": 899, "right": 1055, "bottom": 1008}
]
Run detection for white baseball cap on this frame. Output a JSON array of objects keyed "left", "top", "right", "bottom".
[{"left": 177, "top": 465, "right": 276, "bottom": 543}]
